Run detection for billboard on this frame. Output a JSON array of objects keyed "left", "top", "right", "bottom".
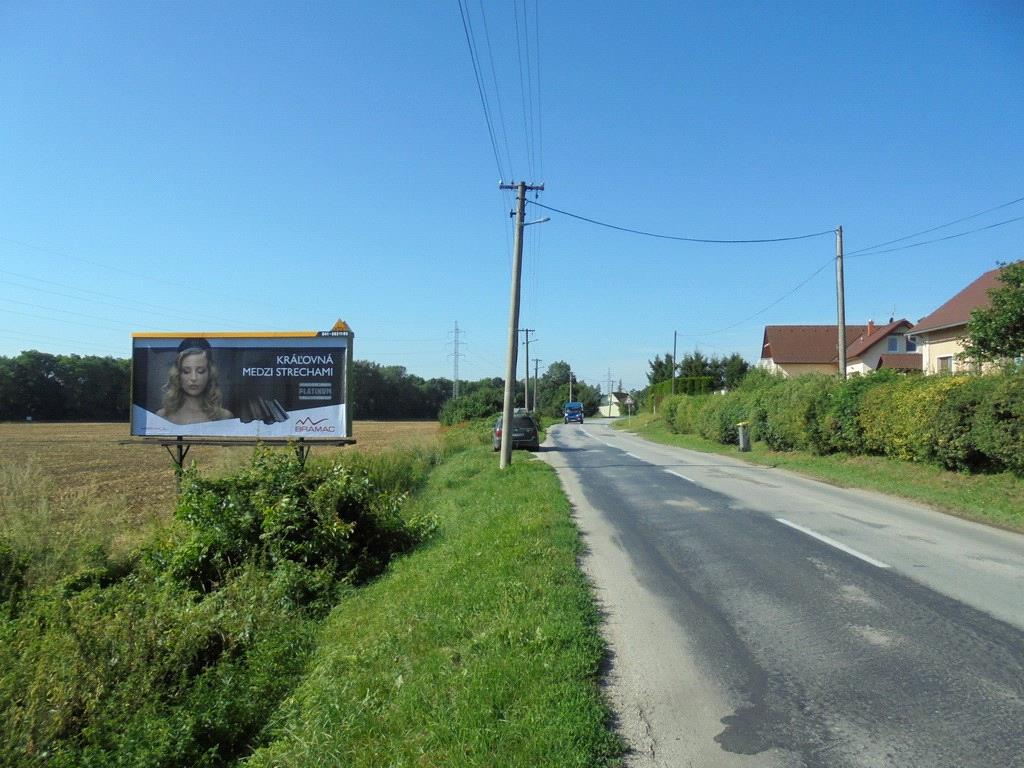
[{"left": 131, "top": 328, "right": 353, "bottom": 439}]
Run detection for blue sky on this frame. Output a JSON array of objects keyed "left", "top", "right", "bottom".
[{"left": 2, "top": 1, "right": 1022, "bottom": 393}]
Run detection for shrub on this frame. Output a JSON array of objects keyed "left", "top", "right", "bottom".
[
  {"left": 931, "top": 375, "right": 999, "bottom": 472},
  {"left": 671, "top": 394, "right": 710, "bottom": 435},
  {"left": 973, "top": 372, "right": 1024, "bottom": 474},
  {"left": 695, "top": 392, "right": 748, "bottom": 445},
  {"left": 759, "top": 374, "right": 836, "bottom": 452},
  {"left": 813, "top": 369, "right": 900, "bottom": 455},
  {"left": 0, "top": 445, "right": 438, "bottom": 767},
  {"left": 165, "top": 448, "right": 429, "bottom": 597},
  {"left": 660, "top": 394, "right": 683, "bottom": 432}
]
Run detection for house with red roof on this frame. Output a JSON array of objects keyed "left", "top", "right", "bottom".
[
  {"left": 760, "top": 320, "right": 922, "bottom": 377},
  {"left": 845, "top": 318, "right": 921, "bottom": 375},
  {"left": 909, "top": 266, "right": 1003, "bottom": 374},
  {"left": 760, "top": 324, "right": 868, "bottom": 377}
]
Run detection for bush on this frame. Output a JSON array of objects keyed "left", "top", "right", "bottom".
[
  {"left": 931, "top": 375, "right": 999, "bottom": 472},
  {"left": 973, "top": 372, "right": 1024, "bottom": 474},
  {"left": 813, "top": 369, "right": 900, "bottom": 455},
  {"left": 671, "top": 394, "right": 711, "bottom": 435},
  {"left": 659, "top": 394, "right": 684, "bottom": 432},
  {"left": 759, "top": 374, "right": 836, "bottom": 452},
  {"left": 695, "top": 393, "right": 748, "bottom": 445},
  {"left": 0, "top": 446, "right": 439, "bottom": 767},
  {"left": 438, "top": 387, "right": 504, "bottom": 425}
]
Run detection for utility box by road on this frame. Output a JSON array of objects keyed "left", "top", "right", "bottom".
[{"left": 737, "top": 422, "right": 751, "bottom": 452}]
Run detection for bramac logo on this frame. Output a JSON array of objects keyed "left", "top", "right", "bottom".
[{"left": 295, "top": 416, "right": 336, "bottom": 434}]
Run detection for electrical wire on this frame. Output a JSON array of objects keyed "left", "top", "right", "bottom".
[
  {"left": 476, "top": 0, "right": 514, "bottom": 178},
  {"left": 457, "top": 0, "right": 507, "bottom": 180},
  {"left": 513, "top": 0, "right": 537, "bottom": 181},
  {"left": 695, "top": 258, "right": 835, "bottom": 335},
  {"left": 526, "top": 201, "right": 834, "bottom": 244},
  {"left": 846, "top": 215, "right": 1024, "bottom": 258},
  {"left": 847, "top": 194, "right": 1024, "bottom": 256}
]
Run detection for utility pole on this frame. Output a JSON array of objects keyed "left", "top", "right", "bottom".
[
  {"left": 672, "top": 330, "right": 678, "bottom": 395},
  {"left": 836, "top": 225, "right": 847, "bottom": 381},
  {"left": 499, "top": 181, "right": 545, "bottom": 468},
  {"left": 606, "top": 368, "right": 614, "bottom": 417},
  {"left": 449, "top": 321, "right": 463, "bottom": 398},
  {"left": 568, "top": 366, "right": 574, "bottom": 401},
  {"left": 520, "top": 328, "right": 535, "bottom": 412},
  {"left": 532, "top": 358, "right": 542, "bottom": 411}
]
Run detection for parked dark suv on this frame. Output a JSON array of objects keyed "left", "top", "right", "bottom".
[{"left": 492, "top": 413, "right": 540, "bottom": 451}]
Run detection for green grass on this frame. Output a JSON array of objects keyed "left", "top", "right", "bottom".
[
  {"left": 617, "top": 412, "right": 1024, "bottom": 532},
  {"left": 247, "top": 447, "right": 623, "bottom": 768}
]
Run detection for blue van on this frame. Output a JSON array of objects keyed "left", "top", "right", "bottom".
[{"left": 563, "top": 401, "right": 584, "bottom": 424}]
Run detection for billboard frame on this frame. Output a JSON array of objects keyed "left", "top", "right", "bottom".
[{"left": 130, "top": 328, "right": 354, "bottom": 440}]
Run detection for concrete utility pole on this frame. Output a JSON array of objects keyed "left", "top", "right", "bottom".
[
  {"left": 449, "top": 321, "right": 463, "bottom": 398},
  {"left": 606, "top": 368, "right": 614, "bottom": 417},
  {"left": 836, "top": 225, "right": 847, "bottom": 380},
  {"left": 499, "top": 181, "right": 545, "bottom": 468},
  {"left": 520, "top": 328, "right": 535, "bottom": 412},
  {"left": 672, "top": 330, "right": 678, "bottom": 395},
  {"left": 532, "top": 358, "right": 542, "bottom": 411},
  {"left": 569, "top": 366, "right": 574, "bottom": 401}
]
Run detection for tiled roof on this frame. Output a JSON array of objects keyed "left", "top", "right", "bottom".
[
  {"left": 761, "top": 325, "right": 869, "bottom": 364},
  {"left": 911, "top": 267, "right": 1003, "bottom": 335},
  {"left": 877, "top": 353, "right": 923, "bottom": 371},
  {"left": 846, "top": 319, "right": 913, "bottom": 360}
]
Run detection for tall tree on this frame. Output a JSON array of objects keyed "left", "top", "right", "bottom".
[
  {"left": 647, "top": 353, "right": 676, "bottom": 386},
  {"left": 962, "top": 261, "right": 1024, "bottom": 364}
]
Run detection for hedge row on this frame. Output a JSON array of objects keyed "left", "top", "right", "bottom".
[{"left": 660, "top": 368, "right": 1024, "bottom": 474}]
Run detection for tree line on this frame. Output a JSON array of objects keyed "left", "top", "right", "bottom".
[
  {"left": 0, "top": 351, "right": 130, "bottom": 421},
  {"left": 0, "top": 353, "right": 605, "bottom": 423}
]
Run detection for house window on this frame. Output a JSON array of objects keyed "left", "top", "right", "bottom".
[
  {"left": 937, "top": 355, "right": 953, "bottom": 373},
  {"left": 887, "top": 336, "right": 899, "bottom": 352},
  {"left": 906, "top": 336, "right": 917, "bottom": 352}
]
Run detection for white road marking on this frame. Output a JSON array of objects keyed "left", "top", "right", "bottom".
[
  {"left": 625, "top": 452, "right": 642, "bottom": 460},
  {"left": 666, "top": 470, "right": 695, "bottom": 483},
  {"left": 776, "top": 519, "right": 891, "bottom": 569}
]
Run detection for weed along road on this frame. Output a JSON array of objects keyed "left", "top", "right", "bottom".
[{"left": 539, "top": 419, "right": 1024, "bottom": 768}]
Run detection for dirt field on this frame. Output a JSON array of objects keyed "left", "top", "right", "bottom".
[{"left": 0, "top": 421, "right": 440, "bottom": 525}]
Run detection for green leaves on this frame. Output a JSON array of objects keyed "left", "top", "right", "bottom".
[{"left": 963, "top": 261, "right": 1024, "bottom": 364}]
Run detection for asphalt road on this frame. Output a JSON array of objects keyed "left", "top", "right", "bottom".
[{"left": 538, "top": 420, "right": 1024, "bottom": 768}]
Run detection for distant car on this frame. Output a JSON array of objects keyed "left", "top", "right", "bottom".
[
  {"left": 563, "top": 401, "right": 584, "bottom": 424},
  {"left": 493, "top": 413, "right": 540, "bottom": 451}
]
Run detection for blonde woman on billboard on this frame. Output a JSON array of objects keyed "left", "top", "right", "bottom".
[{"left": 157, "top": 338, "right": 234, "bottom": 424}]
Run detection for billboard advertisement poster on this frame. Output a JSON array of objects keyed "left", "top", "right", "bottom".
[{"left": 131, "top": 330, "right": 353, "bottom": 439}]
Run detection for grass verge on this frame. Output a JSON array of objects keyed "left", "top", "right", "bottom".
[
  {"left": 247, "top": 446, "right": 622, "bottom": 767},
  {"left": 617, "top": 412, "right": 1024, "bottom": 533}
]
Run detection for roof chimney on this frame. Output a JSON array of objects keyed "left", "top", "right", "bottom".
[{"left": 867, "top": 319, "right": 875, "bottom": 336}]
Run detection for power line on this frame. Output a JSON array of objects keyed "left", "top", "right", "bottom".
[
  {"left": 457, "top": 0, "right": 506, "bottom": 180},
  {"left": 696, "top": 258, "right": 835, "bottom": 335},
  {"left": 476, "top": 0, "right": 514, "bottom": 178},
  {"left": 526, "top": 201, "right": 834, "bottom": 244},
  {"left": 846, "top": 215, "right": 1024, "bottom": 258},
  {"left": 513, "top": 0, "right": 537, "bottom": 181},
  {"left": 847, "top": 194, "right": 1024, "bottom": 256}
]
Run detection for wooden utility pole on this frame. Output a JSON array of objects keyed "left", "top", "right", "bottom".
[
  {"left": 499, "top": 181, "right": 544, "bottom": 468},
  {"left": 836, "top": 225, "right": 847, "bottom": 380}
]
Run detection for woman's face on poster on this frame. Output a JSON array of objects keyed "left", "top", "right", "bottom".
[{"left": 179, "top": 351, "right": 210, "bottom": 397}]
